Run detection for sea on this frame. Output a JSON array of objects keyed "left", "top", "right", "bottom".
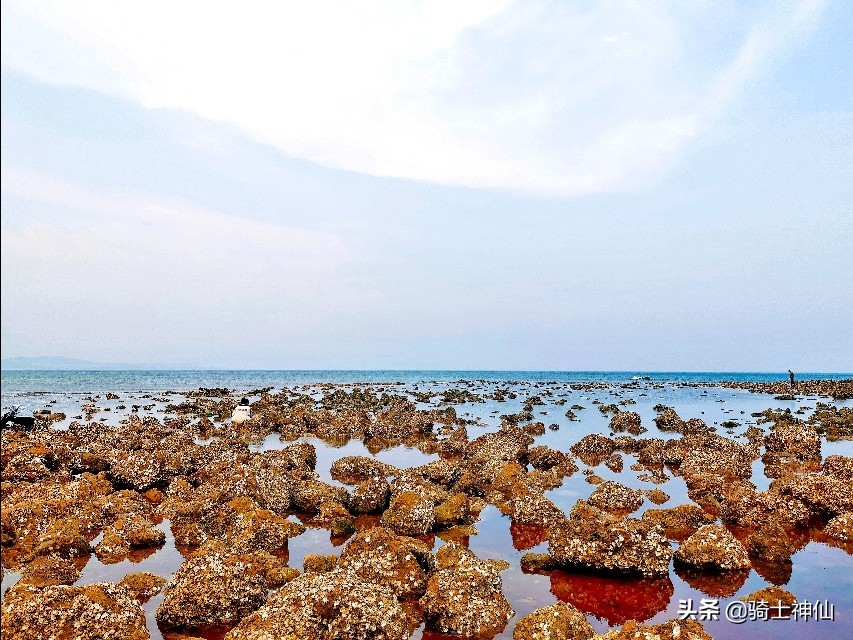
[{"left": 1, "top": 370, "right": 851, "bottom": 639}]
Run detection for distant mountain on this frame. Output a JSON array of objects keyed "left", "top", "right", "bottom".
[{"left": 1, "top": 356, "right": 140, "bottom": 370}]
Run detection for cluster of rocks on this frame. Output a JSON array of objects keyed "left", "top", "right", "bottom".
[
  {"left": 221, "top": 529, "right": 513, "bottom": 639},
  {"left": 1, "top": 580, "right": 154, "bottom": 640},
  {"left": 513, "top": 601, "right": 713, "bottom": 640},
  {"left": 719, "top": 378, "right": 853, "bottom": 399},
  {"left": 3, "top": 382, "right": 852, "bottom": 639}
]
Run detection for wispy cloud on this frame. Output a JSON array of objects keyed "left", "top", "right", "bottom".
[
  {"left": 0, "top": 0, "right": 827, "bottom": 195},
  {"left": 1, "top": 168, "right": 377, "bottom": 360}
]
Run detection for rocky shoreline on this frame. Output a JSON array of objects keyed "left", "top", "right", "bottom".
[{"left": 2, "top": 380, "right": 851, "bottom": 638}]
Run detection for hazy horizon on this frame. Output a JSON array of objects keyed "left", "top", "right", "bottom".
[
  {"left": 3, "top": 356, "right": 850, "bottom": 376},
  {"left": 2, "top": 1, "right": 851, "bottom": 372}
]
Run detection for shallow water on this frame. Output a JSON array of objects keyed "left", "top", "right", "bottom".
[{"left": 2, "top": 371, "right": 851, "bottom": 638}]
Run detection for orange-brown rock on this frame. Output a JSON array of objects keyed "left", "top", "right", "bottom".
[
  {"left": 549, "top": 507, "right": 671, "bottom": 576},
  {"left": 19, "top": 555, "right": 81, "bottom": 587},
  {"left": 774, "top": 473, "right": 853, "bottom": 517},
  {"left": 674, "top": 524, "right": 750, "bottom": 571},
  {"left": 587, "top": 481, "right": 644, "bottom": 515},
  {"left": 609, "top": 411, "right": 645, "bottom": 435},
  {"left": 224, "top": 570, "right": 410, "bottom": 640},
  {"left": 119, "top": 572, "right": 167, "bottom": 602},
  {"left": 570, "top": 434, "right": 616, "bottom": 466},
  {"left": 434, "top": 492, "right": 473, "bottom": 526},
  {"left": 156, "top": 543, "right": 286, "bottom": 629},
  {"left": 526, "top": 445, "right": 570, "bottom": 470},
  {"left": 381, "top": 491, "right": 435, "bottom": 536},
  {"left": 337, "top": 527, "right": 430, "bottom": 599},
  {"left": 329, "top": 455, "right": 394, "bottom": 484},
  {"left": 313, "top": 500, "right": 355, "bottom": 536},
  {"left": 597, "top": 618, "right": 713, "bottom": 639},
  {"left": 640, "top": 505, "right": 716, "bottom": 541},
  {"left": 1, "top": 582, "right": 149, "bottom": 640},
  {"left": 513, "top": 601, "right": 594, "bottom": 640},
  {"left": 349, "top": 476, "right": 391, "bottom": 514},
  {"left": 303, "top": 554, "right": 339, "bottom": 573},
  {"left": 420, "top": 543, "right": 513, "bottom": 638},
  {"left": 822, "top": 455, "right": 853, "bottom": 482}
]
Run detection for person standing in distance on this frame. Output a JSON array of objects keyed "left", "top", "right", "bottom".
[{"left": 232, "top": 397, "right": 251, "bottom": 424}]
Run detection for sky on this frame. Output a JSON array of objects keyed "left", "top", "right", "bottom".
[{"left": 1, "top": 0, "right": 851, "bottom": 371}]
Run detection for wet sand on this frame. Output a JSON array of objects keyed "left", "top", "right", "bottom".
[{"left": 2, "top": 377, "right": 851, "bottom": 639}]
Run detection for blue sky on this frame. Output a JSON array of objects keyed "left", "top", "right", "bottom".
[{"left": 1, "top": 0, "right": 851, "bottom": 370}]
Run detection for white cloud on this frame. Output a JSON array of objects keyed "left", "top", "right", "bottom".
[
  {"left": 1, "top": 0, "right": 826, "bottom": 195},
  {"left": 0, "top": 168, "right": 372, "bottom": 316}
]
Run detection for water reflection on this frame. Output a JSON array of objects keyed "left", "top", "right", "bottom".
[
  {"left": 509, "top": 522, "right": 548, "bottom": 551},
  {"left": 674, "top": 566, "right": 751, "bottom": 598},
  {"left": 4, "top": 376, "right": 852, "bottom": 640},
  {"left": 549, "top": 570, "right": 674, "bottom": 626}
]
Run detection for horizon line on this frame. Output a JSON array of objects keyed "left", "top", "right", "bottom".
[{"left": 2, "top": 368, "right": 851, "bottom": 375}]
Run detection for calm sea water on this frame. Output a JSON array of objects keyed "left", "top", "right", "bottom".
[
  {"left": 3, "top": 369, "right": 851, "bottom": 398},
  {"left": 2, "top": 370, "right": 851, "bottom": 639}
]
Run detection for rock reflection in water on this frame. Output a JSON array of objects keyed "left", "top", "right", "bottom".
[
  {"left": 548, "top": 570, "right": 673, "bottom": 626},
  {"left": 674, "top": 565, "right": 751, "bottom": 598},
  {"left": 509, "top": 521, "right": 548, "bottom": 551}
]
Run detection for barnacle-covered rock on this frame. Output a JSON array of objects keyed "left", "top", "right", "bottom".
[
  {"left": 674, "top": 524, "right": 750, "bottom": 571},
  {"left": 337, "top": 527, "right": 430, "bottom": 599},
  {"left": 156, "top": 543, "right": 287, "bottom": 629},
  {"left": 419, "top": 543, "right": 513, "bottom": 638},
  {"left": 434, "top": 492, "right": 473, "bottom": 526},
  {"left": 292, "top": 478, "right": 350, "bottom": 513},
  {"left": 18, "top": 555, "right": 81, "bottom": 587},
  {"left": 168, "top": 495, "right": 304, "bottom": 551},
  {"left": 1, "top": 582, "right": 149, "bottom": 640},
  {"left": 597, "top": 618, "right": 713, "bottom": 640},
  {"left": 224, "top": 570, "right": 410, "bottom": 640},
  {"left": 548, "top": 506, "right": 671, "bottom": 576},
  {"left": 109, "top": 450, "right": 163, "bottom": 491},
  {"left": 119, "top": 572, "right": 167, "bottom": 602},
  {"left": 313, "top": 500, "right": 355, "bottom": 536},
  {"left": 349, "top": 476, "right": 390, "bottom": 514},
  {"left": 773, "top": 473, "right": 853, "bottom": 517},
  {"left": 820, "top": 512, "right": 853, "bottom": 552},
  {"left": 609, "top": 411, "right": 645, "bottom": 435},
  {"left": 570, "top": 434, "right": 616, "bottom": 466},
  {"left": 526, "top": 445, "right": 570, "bottom": 470},
  {"left": 823, "top": 455, "right": 853, "bottom": 482},
  {"left": 645, "top": 488, "right": 670, "bottom": 505},
  {"left": 587, "top": 481, "right": 644, "bottom": 515},
  {"left": 654, "top": 407, "right": 686, "bottom": 433},
  {"left": 765, "top": 422, "right": 821, "bottom": 459},
  {"left": 303, "top": 554, "right": 338, "bottom": 573},
  {"left": 513, "top": 601, "right": 594, "bottom": 639},
  {"left": 330, "top": 455, "right": 394, "bottom": 484},
  {"left": 381, "top": 491, "right": 435, "bottom": 536},
  {"left": 640, "top": 505, "right": 716, "bottom": 541}
]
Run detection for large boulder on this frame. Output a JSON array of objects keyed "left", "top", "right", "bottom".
[
  {"left": 548, "top": 505, "right": 671, "bottom": 576},
  {"left": 224, "top": 570, "right": 410, "bottom": 640},
  {"left": 1, "top": 582, "right": 149, "bottom": 640},
  {"left": 156, "top": 543, "right": 293, "bottom": 629},
  {"left": 419, "top": 543, "right": 514, "bottom": 638},
  {"left": 337, "top": 527, "right": 430, "bottom": 599}
]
